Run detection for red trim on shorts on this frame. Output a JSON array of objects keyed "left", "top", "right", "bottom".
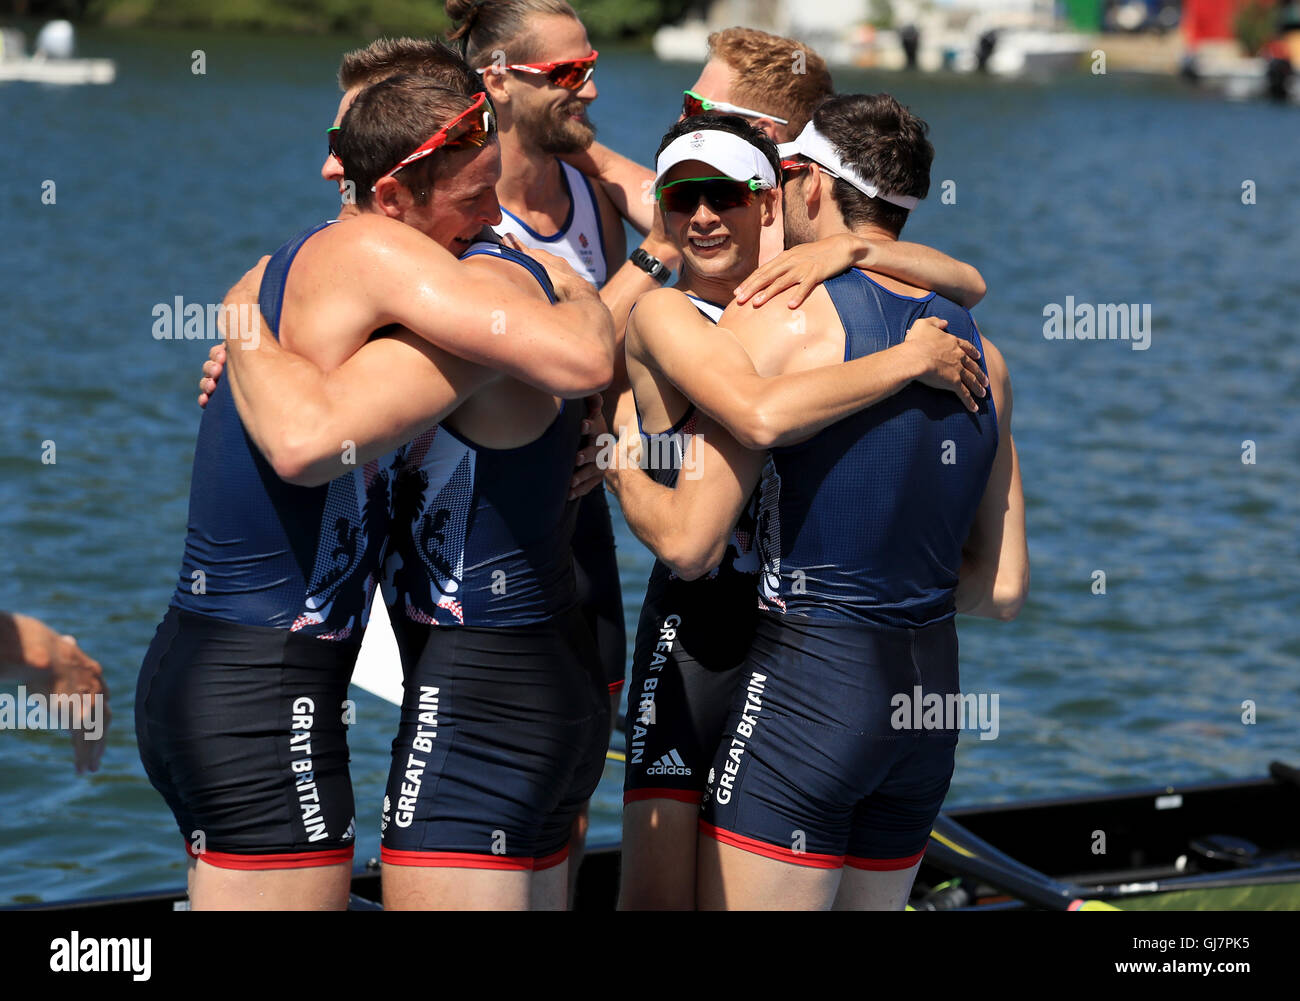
[
  {"left": 608, "top": 680, "right": 625, "bottom": 694},
  {"left": 380, "top": 846, "right": 533, "bottom": 871},
  {"left": 624, "top": 788, "right": 701, "bottom": 805},
  {"left": 698, "top": 821, "right": 844, "bottom": 869},
  {"left": 186, "top": 842, "right": 353, "bottom": 871},
  {"left": 843, "top": 846, "right": 927, "bottom": 871},
  {"left": 533, "top": 845, "right": 570, "bottom": 871}
]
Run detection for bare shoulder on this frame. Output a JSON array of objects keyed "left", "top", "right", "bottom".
[
  {"left": 636, "top": 285, "right": 695, "bottom": 318},
  {"left": 721, "top": 282, "right": 833, "bottom": 333},
  {"left": 629, "top": 287, "right": 697, "bottom": 348},
  {"left": 722, "top": 284, "right": 836, "bottom": 377},
  {"left": 339, "top": 213, "right": 454, "bottom": 264}
]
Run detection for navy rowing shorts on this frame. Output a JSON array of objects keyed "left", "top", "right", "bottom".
[
  {"left": 623, "top": 569, "right": 755, "bottom": 805},
  {"left": 700, "top": 613, "right": 960, "bottom": 870},
  {"left": 135, "top": 607, "right": 359, "bottom": 870},
  {"left": 380, "top": 606, "right": 609, "bottom": 870}
]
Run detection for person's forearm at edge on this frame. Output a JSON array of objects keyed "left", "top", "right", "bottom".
[
  {"left": 954, "top": 436, "right": 1028, "bottom": 621},
  {"left": 0, "top": 612, "right": 103, "bottom": 693},
  {"left": 0, "top": 612, "right": 57, "bottom": 684},
  {"left": 597, "top": 270, "right": 674, "bottom": 422},
  {"left": 953, "top": 338, "right": 1027, "bottom": 620}
]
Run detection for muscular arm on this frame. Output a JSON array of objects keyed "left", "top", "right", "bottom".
[
  {"left": 630, "top": 289, "right": 984, "bottom": 451},
  {"left": 735, "top": 232, "right": 987, "bottom": 310},
  {"left": 219, "top": 253, "right": 556, "bottom": 487},
  {"left": 560, "top": 141, "right": 656, "bottom": 236},
  {"left": 863, "top": 239, "right": 986, "bottom": 309},
  {"left": 954, "top": 335, "right": 1029, "bottom": 620},
  {"left": 352, "top": 216, "right": 614, "bottom": 397},
  {"left": 226, "top": 326, "right": 495, "bottom": 488},
  {"left": 605, "top": 414, "right": 765, "bottom": 580}
]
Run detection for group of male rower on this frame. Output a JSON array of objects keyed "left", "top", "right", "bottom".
[{"left": 143, "top": 0, "right": 1027, "bottom": 911}]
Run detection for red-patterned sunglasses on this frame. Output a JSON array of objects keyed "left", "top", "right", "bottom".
[
  {"left": 483, "top": 49, "right": 598, "bottom": 91},
  {"left": 370, "top": 92, "right": 495, "bottom": 191}
]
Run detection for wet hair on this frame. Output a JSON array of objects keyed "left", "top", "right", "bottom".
[
  {"left": 807, "top": 93, "right": 933, "bottom": 236},
  {"left": 445, "top": 0, "right": 581, "bottom": 67},
  {"left": 338, "top": 74, "right": 485, "bottom": 207},
  {"left": 706, "top": 27, "right": 834, "bottom": 136},
  {"left": 654, "top": 114, "right": 781, "bottom": 187},
  {"left": 337, "top": 36, "right": 477, "bottom": 92}
]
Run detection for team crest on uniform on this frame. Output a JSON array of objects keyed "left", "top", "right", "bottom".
[
  {"left": 690, "top": 132, "right": 705, "bottom": 148},
  {"left": 578, "top": 232, "right": 589, "bottom": 249}
]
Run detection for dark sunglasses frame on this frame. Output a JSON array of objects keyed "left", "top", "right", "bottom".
[{"left": 656, "top": 175, "right": 764, "bottom": 214}]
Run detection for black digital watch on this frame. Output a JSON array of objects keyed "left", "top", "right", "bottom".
[{"left": 630, "top": 248, "right": 672, "bottom": 286}]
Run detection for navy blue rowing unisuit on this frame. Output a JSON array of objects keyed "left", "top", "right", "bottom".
[
  {"left": 380, "top": 240, "right": 608, "bottom": 870},
  {"left": 754, "top": 273, "right": 997, "bottom": 626},
  {"left": 138, "top": 221, "right": 377, "bottom": 868},
  {"left": 702, "top": 270, "right": 998, "bottom": 870},
  {"left": 170, "top": 220, "right": 391, "bottom": 640},
  {"left": 380, "top": 241, "right": 583, "bottom": 632},
  {"left": 494, "top": 172, "right": 625, "bottom": 694}
]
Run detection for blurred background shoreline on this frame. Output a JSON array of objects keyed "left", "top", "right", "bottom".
[{"left": 2, "top": 0, "right": 1299, "bottom": 95}]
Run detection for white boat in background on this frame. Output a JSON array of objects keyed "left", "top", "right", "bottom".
[
  {"left": 0, "top": 20, "right": 115, "bottom": 85},
  {"left": 652, "top": 0, "right": 1091, "bottom": 79},
  {"left": 1182, "top": 42, "right": 1300, "bottom": 105},
  {"left": 652, "top": 18, "right": 711, "bottom": 63}
]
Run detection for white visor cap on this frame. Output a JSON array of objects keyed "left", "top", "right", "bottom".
[
  {"left": 778, "top": 122, "right": 920, "bottom": 211},
  {"left": 655, "top": 129, "right": 777, "bottom": 191}
]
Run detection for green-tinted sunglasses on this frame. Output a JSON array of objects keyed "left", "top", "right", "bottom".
[{"left": 655, "top": 175, "right": 767, "bottom": 214}]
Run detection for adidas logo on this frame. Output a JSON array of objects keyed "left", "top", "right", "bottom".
[
  {"left": 645, "top": 748, "right": 692, "bottom": 776},
  {"left": 343, "top": 817, "right": 356, "bottom": 841}
]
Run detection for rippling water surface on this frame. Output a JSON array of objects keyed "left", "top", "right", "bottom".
[{"left": 2, "top": 29, "right": 1297, "bottom": 903}]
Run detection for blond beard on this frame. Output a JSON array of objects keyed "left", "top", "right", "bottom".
[{"left": 526, "top": 100, "right": 597, "bottom": 155}]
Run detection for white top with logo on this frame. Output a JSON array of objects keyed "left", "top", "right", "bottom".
[{"left": 493, "top": 160, "right": 608, "bottom": 289}]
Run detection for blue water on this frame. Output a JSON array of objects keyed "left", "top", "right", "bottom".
[{"left": 1, "top": 29, "right": 1297, "bottom": 904}]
